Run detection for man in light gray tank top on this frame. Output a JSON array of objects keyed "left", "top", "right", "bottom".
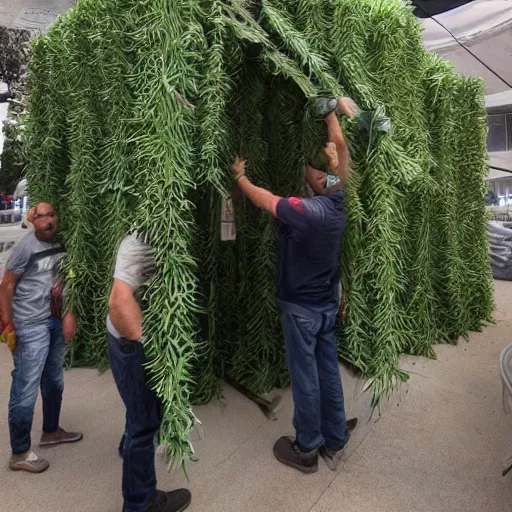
[{"left": 107, "top": 232, "right": 191, "bottom": 512}]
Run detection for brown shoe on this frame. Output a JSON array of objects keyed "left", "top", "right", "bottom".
[
  {"left": 320, "top": 417, "right": 359, "bottom": 471},
  {"left": 40, "top": 427, "right": 83, "bottom": 447},
  {"left": 273, "top": 436, "right": 318, "bottom": 473},
  {"left": 9, "top": 451, "right": 50, "bottom": 473},
  {"left": 346, "top": 417, "right": 358, "bottom": 443}
]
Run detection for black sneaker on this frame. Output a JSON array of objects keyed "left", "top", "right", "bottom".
[
  {"left": 320, "top": 417, "right": 359, "bottom": 471},
  {"left": 147, "top": 489, "right": 191, "bottom": 512},
  {"left": 273, "top": 436, "right": 318, "bottom": 473},
  {"left": 165, "top": 489, "right": 192, "bottom": 512},
  {"left": 147, "top": 491, "right": 167, "bottom": 512}
]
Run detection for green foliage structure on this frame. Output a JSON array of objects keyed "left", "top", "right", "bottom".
[{"left": 24, "top": 0, "right": 493, "bottom": 468}]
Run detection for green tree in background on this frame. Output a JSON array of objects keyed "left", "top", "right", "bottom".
[
  {"left": 0, "top": 27, "right": 31, "bottom": 193},
  {"left": 1, "top": 122, "right": 26, "bottom": 194}
]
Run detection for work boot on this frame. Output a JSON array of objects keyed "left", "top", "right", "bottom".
[
  {"left": 40, "top": 427, "right": 83, "bottom": 447},
  {"left": 320, "top": 417, "right": 359, "bottom": 471},
  {"left": 273, "top": 436, "right": 318, "bottom": 473},
  {"left": 147, "top": 489, "right": 192, "bottom": 512},
  {"left": 9, "top": 450, "right": 50, "bottom": 474}
]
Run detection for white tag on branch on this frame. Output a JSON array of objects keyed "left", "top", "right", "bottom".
[{"left": 221, "top": 197, "right": 236, "bottom": 241}]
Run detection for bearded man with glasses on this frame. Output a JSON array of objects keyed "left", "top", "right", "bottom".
[{"left": 0, "top": 202, "right": 82, "bottom": 474}]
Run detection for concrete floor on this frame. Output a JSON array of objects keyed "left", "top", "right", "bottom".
[
  {"left": 1, "top": 281, "right": 512, "bottom": 512},
  {"left": 0, "top": 0, "right": 74, "bottom": 30}
]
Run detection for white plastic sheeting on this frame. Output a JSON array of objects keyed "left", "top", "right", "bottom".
[
  {"left": 488, "top": 221, "right": 512, "bottom": 279},
  {"left": 489, "top": 152, "right": 512, "bottom": 174},
  {"left": 486, "top": 90, "right": 512, "bottom": 114},
  {"left": 13, "top": 178, "right": 27, "bottom": 199},
  {"left": 421, "top": 0, "right": 512, "bottom": 94}
]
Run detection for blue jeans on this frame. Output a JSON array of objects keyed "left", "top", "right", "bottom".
[
  {"left": 9, "top": 316, "right": 65, "bottom": 454},
  {"left": 278, "top": 299, "right": 347, "bottom": 452},
  {"left": 107, "top": 333, "right": 162, "bottom": 512}
]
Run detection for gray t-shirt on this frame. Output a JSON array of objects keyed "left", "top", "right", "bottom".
[
  {"left": 106, "top": 233, "right": 156, "bottom": 339},
  {"left": 5, "top": 232, "right": 66, "bottom": 326}
]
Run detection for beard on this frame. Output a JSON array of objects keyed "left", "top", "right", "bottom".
[{"left": 37, "top": 223, "right": 57, "bottom": 241}]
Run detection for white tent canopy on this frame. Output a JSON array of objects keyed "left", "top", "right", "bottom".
[
  {"left": 13, "top": 178, "right": 27, "bottom": 198},
  {"left": 486, "top": 90, "right": 512, "bottom": 115},
  {"left": 420, "top": 0, "right": 512, "bottom": 95}
]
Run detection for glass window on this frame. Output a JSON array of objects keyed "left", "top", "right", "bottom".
[{"left": 488, "top": 114, "right": 508, "bottom": 152}]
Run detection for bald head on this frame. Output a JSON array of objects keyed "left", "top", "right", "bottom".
[
  {"left": 32, "top": 202, "right": 58, "bottom": 241},
  {"left": 34, "top": 202, "right": 54, "bottom": 214}
]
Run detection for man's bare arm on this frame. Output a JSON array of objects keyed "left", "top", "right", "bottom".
[
  {"left": 325, "top": 97, "right": 360, "bottom": 184},
  {"left": 325, "top": 111, "right": 350, "bottom": 184},
  {"left": 0, "top": 271, "right": 19, "bottom": 326},
  {"left": 237, "top": 177, "right": 280, "bottom": 216},
  {"left": 62, "top": 310, "right": 77, "bottom": 343},
  {"left": 109, "top": 279, "right": 142, "bottom": 340},
  {"left": 233, "top": 157, "right": 281, "bottom": 216}
]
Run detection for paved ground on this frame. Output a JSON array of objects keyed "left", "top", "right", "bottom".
[
  {"left": 0, "top": 0, "right": 73, "bottom": 30},
  {"left": 1, "top": 274, "right": 512, "bottom": 511}
]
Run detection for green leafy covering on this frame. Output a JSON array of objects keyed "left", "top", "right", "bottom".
[{"left": 25, "top": 0, "right": 493, "bottom": 468}]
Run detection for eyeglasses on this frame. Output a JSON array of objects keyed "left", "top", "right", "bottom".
[{"left": 33, "top": 212, "right": 57, "bottom": 219}]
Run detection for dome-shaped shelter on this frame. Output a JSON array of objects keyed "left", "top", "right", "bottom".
[{"left": 25, "top": 0, "right": 493, "bottom": 466}]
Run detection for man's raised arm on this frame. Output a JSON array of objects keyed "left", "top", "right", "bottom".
[
  {"left": 325, "top": 97, "right": 360, "bottom": 184},
  {"left": 232, "top": 156, "right": 281, "bottom": 217}
]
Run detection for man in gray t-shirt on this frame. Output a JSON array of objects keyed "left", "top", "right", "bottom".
[
  {"left": 107, "top": 232, "right": 191, "bottom": 512},
  {"left": 0, "top": 202, "right": 82, "bottom": 474},
  {"left": 106, "top": 232, "right": 156, "bottom": 340}
]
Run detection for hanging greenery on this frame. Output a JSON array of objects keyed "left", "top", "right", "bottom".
[{"left": 24, "top": 0, "right": 493, "bottom": 468}]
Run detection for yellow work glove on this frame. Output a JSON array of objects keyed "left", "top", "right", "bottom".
[{"left": 1, "top": 322, "right": 17, "bottom": 353}]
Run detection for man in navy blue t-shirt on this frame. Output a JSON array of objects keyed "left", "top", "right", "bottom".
[{"left": 233, "top": 97, "right": 359, "bottom": 474}]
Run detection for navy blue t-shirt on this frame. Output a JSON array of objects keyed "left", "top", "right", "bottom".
[{"left": 276, "top": 191, "right": 346, "bottom": 306}]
